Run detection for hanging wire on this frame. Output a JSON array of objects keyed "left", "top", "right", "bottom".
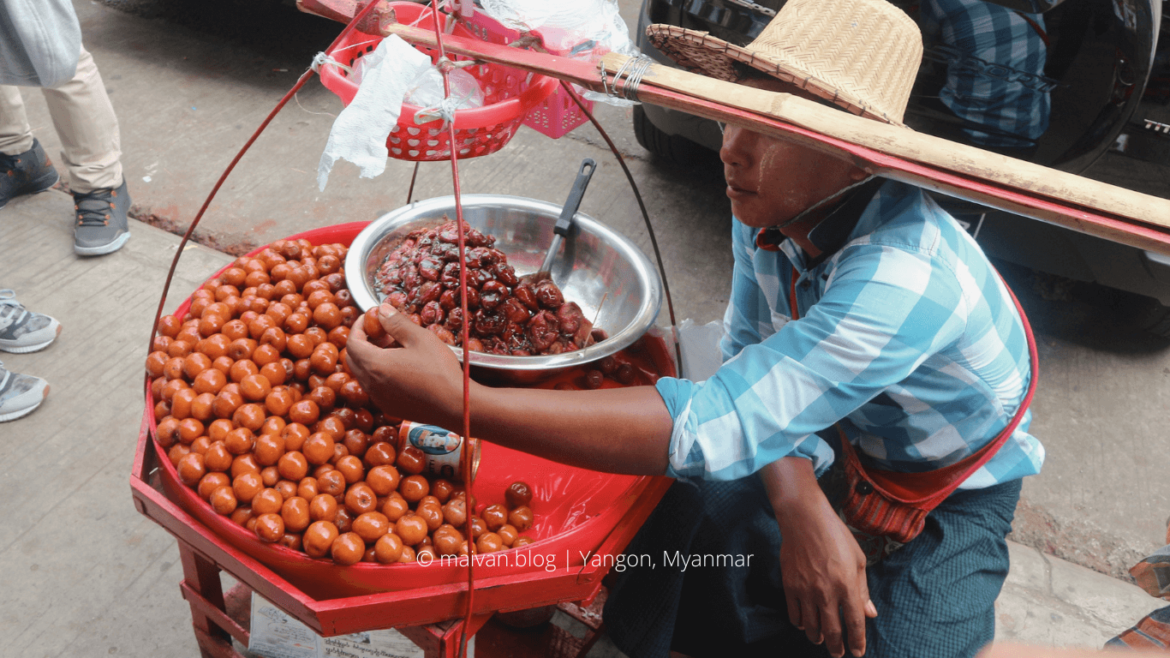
[
  {"left": 420, "top": 4, "right": 478, "bottom": 656},
  {"left": 561, "top": 80, "right": 685, "bottom": 377},
  {"left": 405, "top": 161, "right": 421, "bottom": 204}
]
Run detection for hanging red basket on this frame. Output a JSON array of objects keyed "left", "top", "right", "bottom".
[{"left": 318, "top": 3, "right": 559, "bottom": 161}]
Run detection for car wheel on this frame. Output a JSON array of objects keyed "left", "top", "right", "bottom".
[
  {"left": 633, "top": 105, "right": 710, "bottom": 165},
  {"left": 1118, "top": 295, "right": 1170, "bottom": 338}
]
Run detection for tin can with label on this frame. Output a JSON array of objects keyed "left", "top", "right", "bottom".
[{"left": 397, "top": 421, "right": 481, "bottom": 482}]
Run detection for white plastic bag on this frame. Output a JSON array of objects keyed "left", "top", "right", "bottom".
[
  {"left": 677, "top": 319, "right": 725, "bottom": 382},
  {"left": 404, "top": 67, "right": 484, "bottom": 110},
  {"left": 316, "top": 35, "right": 432, "bottom": 191}
]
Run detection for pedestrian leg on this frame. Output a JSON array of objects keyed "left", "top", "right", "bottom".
[
  {"left": 41, "top": 45, "right": 121, "bottom": 193},
  {"left": 0, "top": 86, "right": 36, "bottom": 156}
]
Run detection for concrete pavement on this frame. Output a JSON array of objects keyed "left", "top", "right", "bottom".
[{"left": 0, "top": 189, "right": 227, "bottom": 657}]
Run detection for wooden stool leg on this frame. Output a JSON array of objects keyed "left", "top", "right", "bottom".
[
  {"left": 400, "top": 613, "right": 493, "bottom": 658},
  {"left": 574, "top": 621, "right": 605, "bottom": 658},
  {"left": 179, "top": 544, "right": 231, "bottom": 654}
]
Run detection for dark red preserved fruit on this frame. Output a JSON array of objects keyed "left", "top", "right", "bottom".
[{"left": 374, "top": 219, "right": 600, "bottom": 356}]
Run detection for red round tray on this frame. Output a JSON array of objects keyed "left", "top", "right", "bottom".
[{"left": 148, "top": 222, "right": 674, "bottom": 600}]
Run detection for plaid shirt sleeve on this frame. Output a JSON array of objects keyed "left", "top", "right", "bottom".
[{"left": 921, "top": 0, "right": 1050, "bottom": 149}]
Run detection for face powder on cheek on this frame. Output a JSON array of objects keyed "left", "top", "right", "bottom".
[{"left": 758, "top": 143, "right": 779, "bottom": 188}]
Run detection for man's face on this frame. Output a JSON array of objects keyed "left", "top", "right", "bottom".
[{"left": 720, "top": 78, "right": 866, "bottom": 229}]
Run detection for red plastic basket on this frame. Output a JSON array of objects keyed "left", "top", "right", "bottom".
[
  {"left": 147, "top": 222, "right": 676, "bottom": 601},
  {"left": 461, "top": 11, "right": 594, "bottom": 139},
  {"left": 318, "top": 3, "right": 559, "bottom": 161}
]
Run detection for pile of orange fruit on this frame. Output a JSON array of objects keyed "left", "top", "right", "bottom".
[{"left": 147, "top": 238, "right": 535, "bottom": 566}]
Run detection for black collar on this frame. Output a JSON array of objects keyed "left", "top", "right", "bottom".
[{"left": 755, "top": 178, "right": 884, "bottom": 267}]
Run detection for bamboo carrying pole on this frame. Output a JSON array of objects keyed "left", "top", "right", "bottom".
[{"left": 382, "top": 21, "right": 1170, "bottom": 256}]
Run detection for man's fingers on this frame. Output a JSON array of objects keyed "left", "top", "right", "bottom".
[
  {"left": 800, "top": 599, "right": 822, "bottom": 645},
  {"left": 842, "top": 593, "right": 869, "bottom": 658},
  {"left": 346, "top": 320, "right": 376, "bottom": 360},
  {"left": 377, "top": 302, "right": 422, "bottom": 346},
  {"left": 785, "top": 591, "right": 803, "bottom": 630},
  {"left": 857, "top": 569, "right": 877, "bottom": 619},
  {"left": 349, "top": 315, "right": 369, "bottom": 344},
  {"left": 820, "top": 599, "right": 846, "bottom": 658}
]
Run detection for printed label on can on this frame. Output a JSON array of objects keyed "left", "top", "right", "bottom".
[
  {"left": 398, "top": 421, "right": 480, "bottom": 482},
  {"left": 405, "top": 423, "right": 462, "bottom": 456}
]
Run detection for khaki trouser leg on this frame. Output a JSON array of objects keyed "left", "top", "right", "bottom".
[
  {"left": 0, "top": 86, "right": 36, "bottom": 156},
  {"left": 41, "top": 45, "right": 122, "bottom": 194}
]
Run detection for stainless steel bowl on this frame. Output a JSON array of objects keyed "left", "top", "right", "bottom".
[{"left": 345, "top": 194, "right": 663, "bottom": 381}]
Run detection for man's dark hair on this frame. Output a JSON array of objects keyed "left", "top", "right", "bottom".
[
  {"left": 731, "top": 61, "right": 846, "bottom": 114},
  {"left": 732, "top": 61, "right": 775, "bottom": 81}
]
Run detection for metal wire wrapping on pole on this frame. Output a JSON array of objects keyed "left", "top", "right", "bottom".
[
  {"left": 601, "top": 54, "right": 653, "bottom": 102},
  {"left": 621, "top": 56, "right": 654, "bottom": 102}
]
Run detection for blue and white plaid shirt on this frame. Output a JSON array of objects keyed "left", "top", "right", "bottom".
[
  {"left": 656, "top": 180, "right": 1045, "bottom": 489},
  {"left": 920, "top": 0, "right": 1051, "bottom": 149}
]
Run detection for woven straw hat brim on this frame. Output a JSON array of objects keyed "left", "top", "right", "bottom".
[{"left": 646, "top": 25, "right": 902, "bottom": 126}]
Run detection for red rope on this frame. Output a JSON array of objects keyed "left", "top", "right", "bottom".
[{"left": 423, "top": 6, "right": 476, "bottom": 656}]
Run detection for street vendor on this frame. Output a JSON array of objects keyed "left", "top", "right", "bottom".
[{"left": 345, "top": 0, "right": 1044, "bottom": 656}]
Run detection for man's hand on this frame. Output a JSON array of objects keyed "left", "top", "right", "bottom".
[
  {"left": 345, "top": 301, "right": 674, "bottom": 475},
  {"left": 762, "top": 458, "right": 877, "bottom": 658},
  {"left": 345, "top": 302, "right": 465, "bottom": 427}
]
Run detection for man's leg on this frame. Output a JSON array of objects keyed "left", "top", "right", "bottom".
[
  {"left": 0, "top": 86, "right": 36, "bottom": 156},
  {"left": 605, "top": 477, "right": 826, "bottom": 658},
  {"left": 41, "top": 45, "right": 130, "bottom": 255},
  {"left": 40, "top": 45, "right": 121, "bottom": 193},
  {"left": 865, "top": 479, "right": 1023, "bottom": 658},
  {"left": 0, "top": 86, "right": 60, "bottom": 209}
]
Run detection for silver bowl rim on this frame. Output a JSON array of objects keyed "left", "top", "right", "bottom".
[{"left": 345, "top": 194, "right": 663, "bottom": 371}]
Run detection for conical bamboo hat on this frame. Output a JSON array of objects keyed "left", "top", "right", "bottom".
[{"left": 646, "top": 0, "right": 923, "bottom": 125}]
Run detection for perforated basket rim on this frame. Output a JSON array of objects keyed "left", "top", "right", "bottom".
[{"left": 319, "top": 8, "right": 559, "bottom": 132}]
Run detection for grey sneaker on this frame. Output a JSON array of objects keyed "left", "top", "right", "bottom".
[
  {"left": 0, "top": 361, "right": 49, "bottom": 422},
  {"left": 0, "top": 139, "right": 60, "bottom": 210},
  {"left": 73, "top": 179, "right": 131, "bottom": 256},
  {"left": 0, "top": 290, "right": 61, "bottom": 353}
]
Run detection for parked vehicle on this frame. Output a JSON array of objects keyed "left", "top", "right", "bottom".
[{"left": 634, "top": 0, "right": 1170, "bottom": 335}]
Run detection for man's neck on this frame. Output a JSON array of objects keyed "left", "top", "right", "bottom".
[
  {"left": 784, "top": 177, "right": 884, "bottom": 265},
  {"left": 783, "top": 217, "right": 826, "bottom": 259}
]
